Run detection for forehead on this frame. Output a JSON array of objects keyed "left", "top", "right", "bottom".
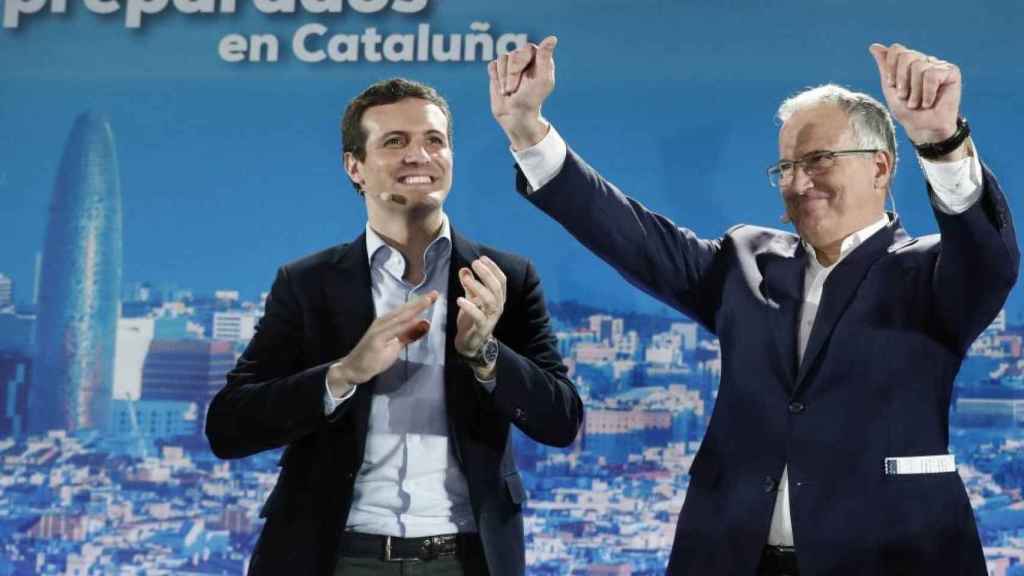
[
  {"left": 778, "top": 104, "right": 852, "bottom": 156},
  {"left": 361, "top": 97, "right": 449, "bottom": 137}
]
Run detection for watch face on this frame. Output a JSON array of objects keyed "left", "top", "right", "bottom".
[{"left": 482, "top": 337, "right": 499, "bottom": 364}]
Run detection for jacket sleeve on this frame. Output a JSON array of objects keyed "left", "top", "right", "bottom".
[
  {"left": 519, "top": 147, "right": 726, "bottom": 330},
  {"left": 488, "top": 259, "right": 583, "bottom": 447},
  {"left": 931, "top": 162, "right": 1019, "bottom": 353},
  {"left": 205, "top": 265, "right": 344, "bottom": 459}
]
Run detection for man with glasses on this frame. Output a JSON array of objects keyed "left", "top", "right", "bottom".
[{"left": 486, "top": 38, "right": 1018, "bottom": 576}]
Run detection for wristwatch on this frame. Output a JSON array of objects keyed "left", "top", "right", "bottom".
[{"left": 463, "top": 336, "right": 499, "bottom": 369}]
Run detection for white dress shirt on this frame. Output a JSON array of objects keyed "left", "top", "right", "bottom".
[
  {"left": 513, "top": 126, "right": 984, "bottom": 547},
  {"left": 323, "top": 215, "right": 477, "bottom": 538}
]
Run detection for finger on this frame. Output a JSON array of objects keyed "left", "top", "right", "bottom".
[
  {"left": 921, "top": 64, "right": 957, "bottom": 109},
  {"left": 505, "top": 44, "right": 536, "bottom": 95},
  {"left": 534, "top": 35, "right": 558, "bottom": 78},
  {"left": 460, "top": 267, "right": 498, "bottom": 313},
  {"left": 472, "top": 257, "right": 506, "bottom": 309},
  {"left": 868, "top": 43, "right": 890, "bottom": 87},
  {"left": 884, "top": 43, "right": 903, "bottom": 90},
  {"left": 907, "top": 57, "right": 929, "bottom": 109},
  {"left": 497, "top": 53, "right": 509, "bottom": 95},
  {"left": 487, "top": 59, "right": 502, "bottom": 106},
  {"left": 456, "top": 296, "right": 488, "bottom": 326},
  {"left": 396, "top": 319, "right": 430, "bottom": 345},
  {"left": 894, "top": 49, "right": 924, "bottom": 101},
  {"left": 373, "top": 291, "right": 438, "bottom": 331}
]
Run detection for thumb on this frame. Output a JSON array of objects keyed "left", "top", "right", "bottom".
[
  {"left": 536, "top": 35, "right": 558, "bottom": 72},
  {"left": 868, "top": 43, "right": 890, "bottom": 83}
]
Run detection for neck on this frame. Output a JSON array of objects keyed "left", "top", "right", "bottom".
[{"left": 367, "top": 209, "right": 444, "bottom": 284}]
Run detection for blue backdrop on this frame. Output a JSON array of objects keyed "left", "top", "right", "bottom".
[{"left": 2, "top": 1, "right": 1022, "bottom": 574}]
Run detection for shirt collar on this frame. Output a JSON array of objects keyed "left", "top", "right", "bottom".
[
  {"left": 803, "top": 214, "right": 889, "bottom": 271},
  {"left": 365, "top": 213, "right": 452, "bottom": 273}
]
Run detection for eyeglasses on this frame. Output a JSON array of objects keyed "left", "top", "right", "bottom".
[{"left": 767, "top": 149, "right": 879, "bottom": 188}]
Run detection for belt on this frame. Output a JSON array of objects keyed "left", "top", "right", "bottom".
[
  {"left": 339, "top": 531, "right": 479, "bottom": 562},
  {"left": 759, "top": 545, "right": 799, "bottom": 576}
]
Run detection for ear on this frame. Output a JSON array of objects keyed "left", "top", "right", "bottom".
[
  {"left": 873, "top": 149, "right": 893, "bottom": 192},
  {"left": 343, "top": 151, "right": 364, "bottom": 189}
]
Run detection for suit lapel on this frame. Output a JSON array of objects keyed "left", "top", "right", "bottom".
[
  {"left": 761, "top": 242, "right": 807, "bottom": 390},
  {"left": 445, "top": 229, "right": 481, "bottom": 468},
  {"left": 794, "top": 219, "right": 902, "bottom": 391},
  {"left": 324, "top": 234, "right": 376, "bottom": 452}
]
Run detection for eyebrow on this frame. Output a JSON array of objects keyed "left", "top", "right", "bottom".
[{"left": 376, "top": 129, "right": 447, "bottom": 141}]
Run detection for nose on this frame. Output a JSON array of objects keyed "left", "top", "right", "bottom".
[
  {"left": 787, "top": 164, "right": 815, "bottom": 196},
  {"left": 403, "top": 144, "right": 431, "bottom": 164}
]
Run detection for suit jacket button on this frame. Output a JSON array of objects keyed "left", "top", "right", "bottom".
[
  {"left": 763, "top": 476, "right": 777, "bottom": 493},
  {"left": 788, "top": 401, "right": 805, "bottom": 414}
]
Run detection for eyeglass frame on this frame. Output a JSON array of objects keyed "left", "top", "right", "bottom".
[{"left": 767, "top": 149, "right": 881, "bottom": 188}]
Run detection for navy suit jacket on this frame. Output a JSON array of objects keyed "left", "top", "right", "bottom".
[
  {"left": 205, "top": 229, "right": 583, "bottom": 576},
  {"left": 520, "top": 149, "right": 1018, "bottom": 575}
]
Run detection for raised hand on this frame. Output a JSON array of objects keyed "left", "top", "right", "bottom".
[
  {"left": 868, "top": 43, "right": 962, "bottom": 148},
  {"left": 488, "top": 35, "right": 558, "bottom": 150}
]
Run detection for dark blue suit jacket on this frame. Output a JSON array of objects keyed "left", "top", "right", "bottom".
[
  {"left": 520, "top": 149, "right": 1018, "bottom": 575},
  {"left": 206, "top": 229, "right": 583, "bottom": 576}
]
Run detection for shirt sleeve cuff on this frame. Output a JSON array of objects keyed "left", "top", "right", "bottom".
[
  {"left": 324, "top": 372, "right": 356, "bottom": 416},
  {"left": 920, "top": 142, "right": 984, "bottom": 215},
  {"left": 511, "top": 125, "right": 568, "bottom": 193},
  {"left": 475, "top": 374, "right": 497, "bottom": 394}
]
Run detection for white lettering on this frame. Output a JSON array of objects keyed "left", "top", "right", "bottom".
[
  {"left": 292, "top": 22, "right": 327, "bottom": 62},
  {"left": 175, "top": 0, "right": 215, "bottom": 14},
  {"left": 249, "top": 34, "right": 279, "bottom": 62},
  {"left": 464, "top": 22, "right": 493, "bottom": 62},
  {"left": 326, "top": 33, "right": 359, "bottom": 61},
  {"left": 382, "top": 33, "right": 414, "bottom": 61},
  {"left": 253, "top": 0, "right": 295, "bottom": 14},
  {"left": 3, "top": 0, "right": 47, "bottom": 29},
  {"left": 361, "top": 26, "right": 382, "bottom": 62},
  {"left": 124, "top": 0, "right": 169, "bottom": 29},
  {"left": 83, "top": 0, "right": 119, "bottom": 16},
  {"left": 218, "top": 34, "right": 247, "bottom": 63},
  {"left": 431, "top": 32, "right": 460, "bottom": 62},
  {"left": 496, "top": 33, "right": 526, "bottom": 55},
  {"left": 348, "top": 0, "right": 386, "bottom": 13},
  {"left": 300, "top": 0, "right": 342, "bottom": 14},
  {"left": 390, "top": 0, "right": 426, "bottom": 13}
]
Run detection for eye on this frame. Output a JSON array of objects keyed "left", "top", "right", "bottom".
[
  {"left": 803, "top": 151, "right": 832, "bottom": 168},
  {"left": 776, "top": 161, "right": 794, "bottom": 174},
  {"left": 383, "top": 136, "right": 404, "bottom": 147},
  {"left": 427, "top": 135, "right": 446, "bottom": 147}
]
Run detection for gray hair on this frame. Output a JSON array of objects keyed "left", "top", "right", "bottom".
[{"left": 777, "top": 84, "right": 898, "bottom": 175}]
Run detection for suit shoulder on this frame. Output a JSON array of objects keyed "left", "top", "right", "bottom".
[
  {"left": 475, "top": 243, "right": 533, "bottom": 276},
  {"left": 725, "top": 224, "right": 800, "bottom": 255},
  {"left": 279, "top": 243, "right": 351, "bottom": 278}
]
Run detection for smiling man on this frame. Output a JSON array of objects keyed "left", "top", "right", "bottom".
[
  {"left": 206, "top": 78, "right": 582, "bottom": 576},
  {"left": 488, "top": 39, "right": 1018, "bottom": 575}
]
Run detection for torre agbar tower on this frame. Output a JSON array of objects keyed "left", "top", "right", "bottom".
[{"left": 30, "top": 112, "right": 123, "bottom": 432}]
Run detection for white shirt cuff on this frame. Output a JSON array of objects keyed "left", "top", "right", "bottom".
[
  {"left": 324, "top": 371, "right": 356, "bottom": 415},
  {"left": 920, "top": 143, "right": 984, "bottom": 215},
  {"left": 512, "top": 125, "right": 568, "bottom": 193}
]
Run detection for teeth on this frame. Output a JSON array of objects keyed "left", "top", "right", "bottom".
[{"left": 402, "top": 175, "right": 432, "bottom": 184}]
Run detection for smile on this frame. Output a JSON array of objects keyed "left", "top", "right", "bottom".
[{"left": 398, "top": 175, "right": 436, "bottom": 184}]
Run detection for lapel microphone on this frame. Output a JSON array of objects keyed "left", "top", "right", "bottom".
[{"left": 378, "top": 192, "right": 408, "bottom": 205}]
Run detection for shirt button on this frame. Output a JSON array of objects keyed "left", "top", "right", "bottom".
[
  {"left": 763, "top": 476, "right": 777, "bottom": 493},
  {"left": 514, "top": 408, "right": 526, "bottom": 421},
  {"left": 788, "top": 401, "right": 805, "bottom": 414}
]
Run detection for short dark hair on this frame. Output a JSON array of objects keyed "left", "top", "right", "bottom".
[{"left": 341, "top": 78, "right": 453, "bottom": 193}]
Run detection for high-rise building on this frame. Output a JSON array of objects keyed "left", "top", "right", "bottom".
[
  {"left": 0, "top": 274, "right": 13, "bottom": 308},
  {"left": 140, "top": 340, "right": 234, "bottom": 417},
  {"left": 29, "top": 112, "right": 123, "bottom": 432},
  {"left": 0, "top": 351, "right": 31, "bottom": 436}
]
